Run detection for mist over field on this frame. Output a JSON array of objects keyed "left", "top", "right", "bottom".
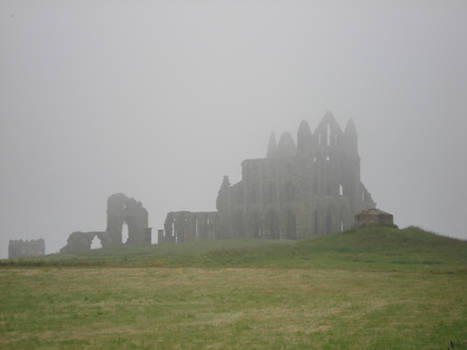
[{"left": 1, "top": 1, "right": 467, "bottom": 257}]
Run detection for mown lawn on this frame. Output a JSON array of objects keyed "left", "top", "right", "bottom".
[{"left": 1, "top": 227, "right": 466, "bottom": 349}]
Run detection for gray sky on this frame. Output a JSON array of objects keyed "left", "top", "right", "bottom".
[{"left": 1, "top": 1, "right": 466, "bottom": 257}]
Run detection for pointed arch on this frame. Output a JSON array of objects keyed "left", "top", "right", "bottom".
[
  {"left": 90, "top": 235, "right": 103, "bottom": 250},
  {"left": 122, "top": 222, "right": 129, "bottom": 244}
]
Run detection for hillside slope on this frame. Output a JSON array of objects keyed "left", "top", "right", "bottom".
[{"left": 2, "top": 226, "right": 466, "bottom": 271}]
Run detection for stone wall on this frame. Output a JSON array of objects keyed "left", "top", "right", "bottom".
[
  {"left": 162, "top": 113, "right": 376, "bottom": 242},
  {"left": 106, "top": 193, "right": 151, "bottom": 246},
  {"left": 214, "top": 113, "right": 376, "bottom": 240},
  {"left": 60, "top": 231, "right": 107, "bottom": 253},
  {"left": 8, "top": 239, "right": 45, "bottom": 258},
  {"left": 354, "top": 209, "right": 394, "bottom": 228},
  {"left": 161, "top": 211, "right": 217, "bottom": 243},
  {"left": 61, "top": 193, "right": 151, "bottom": 253}
]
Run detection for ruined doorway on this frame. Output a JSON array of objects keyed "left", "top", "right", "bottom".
[
  {"left": 122, "top": 223, "right": 129, "bottom": 244},
  {"left": 90, "top": 236, "right": 102, "bottom": 250}
]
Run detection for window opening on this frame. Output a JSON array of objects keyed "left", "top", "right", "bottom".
[
  {"left": 122, "top": 223, "right": 129, "bottom": 244},
  {"left": 90, "top": 236, "right": 102, "bottom": 250}
]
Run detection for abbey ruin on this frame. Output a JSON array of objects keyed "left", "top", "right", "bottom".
[
  {"left": 61, "top": 193, "right": 151, "bottom": 253},
  {"left": 8, "top": 113, "right": 378, "bottom": 257},
  {"left": 160, "top": 112, "right": 376, "bottom": 242}
]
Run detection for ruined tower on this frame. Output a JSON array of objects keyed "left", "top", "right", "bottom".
[{"left": 61, "top": 193, "right": 151, "bottom": 252}]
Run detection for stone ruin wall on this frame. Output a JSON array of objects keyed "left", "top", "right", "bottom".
[
  {"left": 161, "top": 112, "right": 376, "bottom": 242},
  {"left": 9, "top": 113, "right": 379, "bottom": 254},
  {"left": 354, "top": 209, "right": 395, "bottom": 228},
  {"left": 106, "top": 193, "right": 151, "bottom": 246},
  {"left": 56, "top": 113, "right": 377, "bottom": 249},
  {"left": 61, "top": 193, "right": 151, "bottom": 253},
  {"left": 8, "top": 239, "right": 45, "bottom": 259},
  {"left": 160, "top": 211, "right": 217, "bottom": 243}
]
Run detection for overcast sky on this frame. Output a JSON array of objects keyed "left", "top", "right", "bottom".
[{"left": 1, "top": 1, "right": 466, "bottom": 257}]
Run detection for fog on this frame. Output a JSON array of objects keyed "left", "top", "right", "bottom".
[{"left": 1, "top": 1, "right": 466, "bottom": 258}]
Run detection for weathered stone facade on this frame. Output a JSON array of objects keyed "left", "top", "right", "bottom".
[
  {"left": 354, "top": 209, "right": 394, "bottom": 228},
  {"left": 161, "top": 113, "right": 376, "bottom": 242},
  {"left": 61, "top": 193, "right": 151, "bottom": 253},
  {"left": 8, "top": 239, "right": 45, "bottom": 258},
  {"left": 60, "top": 231, "right": 112, "bottom": 253},
  {"left": 106, "top": 193, "right": 151, "bottom": 246},
  {"left": 162, "top": 211, "right": 217, "bottom": 243}
]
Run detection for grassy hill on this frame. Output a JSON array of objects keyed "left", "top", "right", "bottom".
[
  {"left": 1, "top": 226, "right": 466, "bottom": 349},
  {"left": 2, "top": 226, "right": 467, "bottom": 271}
]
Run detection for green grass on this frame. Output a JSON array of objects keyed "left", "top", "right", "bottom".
[
  {"left": 0, "top": 226, "right": 466, "bottom": 349},
  {"left": 3, "top": 226, "right": 467, "bottom": 272}
]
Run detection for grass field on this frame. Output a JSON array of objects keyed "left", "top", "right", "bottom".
[{"left": 1, "top": 227, "right": 466, "bottom": 349}]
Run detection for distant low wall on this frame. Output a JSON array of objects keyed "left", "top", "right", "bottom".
[{"left": 8, "top": 239, "right": 45, "bottom": 259}]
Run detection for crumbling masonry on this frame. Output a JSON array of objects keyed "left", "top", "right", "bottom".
[
  {"left": 163, "top": 211, "right": 217, "bottom": 243},
  {"left": 160, "top": 112, "right": 376, "bottom": 242},
  {"left": 8, "top": 239, "right": 45, "bottom": 258},
  {"left": 61, "top": 193, "right": 151, "bottom": 252},
  {"left": 355, "top": 208, "right": 394, "bottom": 228}
]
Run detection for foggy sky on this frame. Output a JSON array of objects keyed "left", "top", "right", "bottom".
[{"left": 1, "top": 1, "right": 467, "bottom": 257}]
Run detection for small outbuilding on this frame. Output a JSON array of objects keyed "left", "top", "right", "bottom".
[
  {"left": 8, "top": 239, "right": 45, "bottom": 259},
  {"left": 354, "top": 208, "right": 394, "bottom": 228}
]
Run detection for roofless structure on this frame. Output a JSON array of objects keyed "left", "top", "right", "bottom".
[{"left": 161, "top": 112, "right": 376, "bottom": 242}]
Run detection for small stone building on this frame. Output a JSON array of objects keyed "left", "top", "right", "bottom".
[
  {"left": 354, "top": 209, "right": 394, "bottom": 228},
  {"left": 8, "top": 239, "right": 45, "bottom": 259}
]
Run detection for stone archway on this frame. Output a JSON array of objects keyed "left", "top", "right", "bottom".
[
  {"left": 106, "top": 193, "right": 150, "bottom": 246},
  {"left": 60, "top": 193, "right": 151, "bottom": 253},
  {"left": 122, "top": 223, "right": 129, "bottom": 244}
]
